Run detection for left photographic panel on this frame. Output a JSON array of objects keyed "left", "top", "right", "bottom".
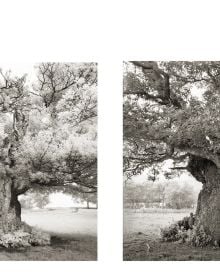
[{"left": 0, "top": 62, "right": 97, "bottom": 260}]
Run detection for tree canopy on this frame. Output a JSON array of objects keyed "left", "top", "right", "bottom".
[
  {"left": 0, "top": 63, "right": 97, "bottom": 197},
  {"left": 123, "top": 61, "right": 220, "bottom": 182}
]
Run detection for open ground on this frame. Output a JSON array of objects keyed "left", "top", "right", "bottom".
[
  {"left": 124, "top": 209, "right": 220, "bottom": 261},
  {"left": 0, "top": 208, "right": 97, "bottom": 261}
]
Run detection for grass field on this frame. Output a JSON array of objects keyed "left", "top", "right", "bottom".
[
  {"left": 0, "top": 208, "right": 97, "bottom": 261},
  {"left": 124, "top": 209, "right": 220, "bottom": 261}
]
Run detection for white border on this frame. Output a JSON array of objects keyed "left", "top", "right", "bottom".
[{"left": 0, "top": 0, "right": 220, "bottom": 279}]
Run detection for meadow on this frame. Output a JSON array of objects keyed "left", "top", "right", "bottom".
[
  {"left": 124, "top": 208, "right": 220, "bottom": 261},
  {"left": 0, "top": 208, "right": 97, "bottom": 261}
]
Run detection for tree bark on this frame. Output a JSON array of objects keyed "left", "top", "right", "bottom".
[
  {"left": 0, "top": 177, "right": 22, "bottom": 233},
  {"left": 188, "top": 155, "right": 220, "bottom": 242},
  {"left": 86, "top": 200, "right": 90, "bottom": 209}
]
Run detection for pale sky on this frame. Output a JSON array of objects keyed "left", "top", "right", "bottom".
[
  {"left": 130, "top": 159, "right": 202, "bottom": 192},
  {"left": 0, "top": 63, "right": 36, "bottom": 85},
  {"left": 190, "top": 84, "right": 204, "bottom": 99},
  {"left": 46, "top": 192, "right": 96, "bottom": 208},
  {"left": 131, "top": 166, "right": 202, "bottom": 193}
]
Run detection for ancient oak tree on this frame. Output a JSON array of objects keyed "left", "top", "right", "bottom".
[
  {"left": 124, "top": 61, "right": 220, "bottom": 242},
  {"left": 0, "top": 63, "right": 97, "bottom": 234}
]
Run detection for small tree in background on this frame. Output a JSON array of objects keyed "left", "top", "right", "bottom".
[
  {"left": 166, "top": 189, "right": 195, "bottom": 209},
  {"left": 72, "top": 191, "right": 97, "bottom": 209}
]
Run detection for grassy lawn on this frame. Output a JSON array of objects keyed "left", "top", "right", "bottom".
[
  {"left": 124, "top": 209, "right": 220, "bottom": 261},
  {"left": 0, "top": 208, "right": 97, "bottom": 261}
]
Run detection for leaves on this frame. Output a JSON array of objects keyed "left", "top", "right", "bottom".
[
  {"left": 0, "top": 63, "right": 97, "bottom": 195},
  {"left": 124, "top": 61, "right": 220, "bottom": 178}
]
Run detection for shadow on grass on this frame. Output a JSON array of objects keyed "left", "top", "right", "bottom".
[
  {"left": 0, "top": 233, "right": 97, "bottom": 261},
  {"left": 51, "top": 235, "right": 75, "bottom": 247},
  {"left": 124, "top": 232, "right": 220, "bottom": 261}
]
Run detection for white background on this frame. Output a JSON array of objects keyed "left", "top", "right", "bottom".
[{"left": 0, "top": 0, "right": 220, "bottom": 279}]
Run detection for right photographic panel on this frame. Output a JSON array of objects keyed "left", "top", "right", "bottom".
[{"left": 123, "top": 61, "right": 220, "bottom": 261}]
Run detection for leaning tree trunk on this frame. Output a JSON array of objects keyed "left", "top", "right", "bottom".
[
  {"left": 188, "top": 155, "right": 220, "bottom": 242},
  {"left": 0, "top": 176, "right": 22, "bottom": 233}
]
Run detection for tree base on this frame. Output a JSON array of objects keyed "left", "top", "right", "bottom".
[
  {"left": 196, "top": 187, "right": 220, "bottom": 242},
  {"left": 0, "top": 222, "right": 51, "bottom": 248},
  {"left": 161, "top": 215, "right": 215, "bottom": 247},
  {"left": 187, "top": 156, "right": 220, "bottom": 244}
]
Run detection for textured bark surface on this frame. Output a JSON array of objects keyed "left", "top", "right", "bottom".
[
  {"left": 188, "top": 156, "right": 220, "bottom": 242},
  {"left": 0, "top": 177, "right": 21, "bottom": 233}
]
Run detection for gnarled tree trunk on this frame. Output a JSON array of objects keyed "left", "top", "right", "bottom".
[
  {"left": 0, "top": 129, "right": 26, "bottom": 234},
  {"left": 0, "top": 176, "right": 22, "bottom": 233},
  {"left": 188, "top": 155, "right": 220, "bottom": 242}
]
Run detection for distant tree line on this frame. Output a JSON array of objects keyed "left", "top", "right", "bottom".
[
  {"left": 19, "top": 190, "right": 97, "bottom": 209},
  {"left": 124, "top": 180, "right": 198, "bottom": 209}
]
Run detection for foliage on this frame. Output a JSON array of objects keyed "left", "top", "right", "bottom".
[
  {"left": 19, "top": 191, "right": 49, "bottom": 209},
  {"left": 0, "top": 222, "right": 50, "bottom": 248},
  {"left": 0, "top": 231, "right": 31, "bottom": 248},
  {"left": 0, "top": 63, "right": 97, "bottom": 200},
  {"left": 161, "top": 215, "right": 194, "bottom": 243},
  {"left": 166, "top": 188, "right": 195, "bottom": 209},
  {"left": 123, "top": 61, "right": 220, "bottom": 180},
  {"left": 161, "top": 215, "right": 213, "bottom": 247},
  {"left": 161, "top": 223, "right": 181, "bottom": 242},
  {"left": 28, "top": 228, "right": 51, "bottom": 246},
  {"left": 187, "top": 223, "right": 213, "bottom": 247},
  {"left": 73, "top": 191, "right": 97, "bottom": 208}
]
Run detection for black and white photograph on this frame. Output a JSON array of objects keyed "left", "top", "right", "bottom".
[
  {"left": 0, "top": 62, "right": 97, "bottom": 260},
  {"left": 2, "top": 0, "right": 220, "bottom": 279},
  {"left": 123, "top": 61, "right": 220, "bottom": 260}
]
